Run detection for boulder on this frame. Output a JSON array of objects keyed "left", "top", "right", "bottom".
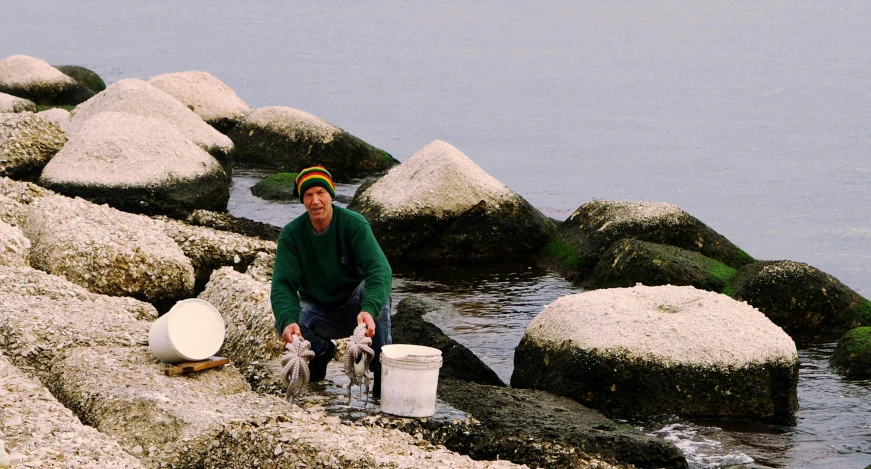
[
  {"left": 831, "top": 327, "right": 871, "bottom": 378},
  {"left": 53, "top": 64, "right": 106, "bottom": 93},
  {"left": 250, "top": 171, "right": 298, "bottom": 200},
  {"left": 0, "top": 91, "right": 36, "bottom": 113},
  {"left": 0, "top": 221, "right": 29, "bottom": 266},
  {"left": 37, "top": 107, "right": 71, "bottom": 132},
  {"left": 512, "top": 284, "right": 799, "bottom": 423},
  {"left": 0, "top": 177, "right": 51, "bottom": 226},
  {"left": 21, "top": 194, "right": 195, "bottom": 306},
  {"left": 40, "top": 111, "right": 229, "bottom": 217},
  {"left": 726, "top": 260, "right": 871, "bottom": 334},
  {"left": 0, "top": 353, "right": 144, "bottom": 468},
  {"left": 185, "top": 209, "right": 281, "bottom": 241},
  {"left": 393, "top": 296, "right": 505, "bottom": 386},
  {"left": 348, "top": 140, "right": 556, "bottom": 263},
  {"left": 148, "top": 71, "right": 252, "bottom": 133},
  {"left": 156, "top": 216, "right": 276, "bottom": 292},
  {"left": 589, "top": 238, "right": 737, "bottom": 291},
  {"left": 69, "top": 78, "right": 233, "bottom": 166},
  {"left": 543, "top": 200, "right": 754, "bottom": 282},
  {"left": 0, "top": 266, "right": 154, "bottom": 374},
  {"left": 0, "top": 112, "right": 67, "bottom": 180},
  {"left": 0, "top": 55, "right": 94, "bottom": 105},
  {"left": 227, "top": 106, "right": 397, "bottom": 180},
  {"left": 245, "top": 251, "right": 275, "bottom": 283}
]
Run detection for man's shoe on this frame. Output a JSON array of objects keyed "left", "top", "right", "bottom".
[{"left": 308, "top": 340, "right": 336, "bottom": 383}]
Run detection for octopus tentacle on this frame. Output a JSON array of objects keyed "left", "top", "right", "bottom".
[
  {"left": 279, "top": 338, "right": 315, "bottom": 402},
  {"left": 344, "top": 323, "right": 375, "bottom": 405}
]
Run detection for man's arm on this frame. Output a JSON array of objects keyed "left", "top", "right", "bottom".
[
  {"left": 349, "top": 221, "right": 392, "bottom": 321},
  {"left": 271, "top": 234, "right": 303, "bottom": 340}
]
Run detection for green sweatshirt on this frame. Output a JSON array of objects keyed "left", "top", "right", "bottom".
[{"left": 271, "top": 205, "right": 392, "bottom": 334}]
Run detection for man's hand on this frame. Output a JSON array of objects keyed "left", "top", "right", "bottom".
[
  {"left": 357, "top": 311, "right": 376, "bottom": 337},
  {"left": 282, "top": 323, "right": 301, "bottom": 344}
]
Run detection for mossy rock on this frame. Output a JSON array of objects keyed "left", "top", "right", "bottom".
[
  {"left": 725, "top": 260, "right": 871, "bottom": 334},
  {"left": 542, "top": 200, "right": 754, "bottom": 283},
  {"left": 53, "top": 65, "right": 106, "bottom": 93},
  {"left": 392, "top": 296, "right": 505, "bottom": 387},
  {"left": 227, "top": 106, "right": 397, "bottom": 181},
  {"left": 250, "top": 172, "right": 298, "bottom": 200},
  {"left": 831, "top": 327, "right": 871, "bottom": 378},
  {"left": 589, "top": 238, "right": 737, "bottom": 291}
]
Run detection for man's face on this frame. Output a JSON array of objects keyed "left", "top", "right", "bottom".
[{"left": 303, "top": 186, "right": 332, "bottom": 223}]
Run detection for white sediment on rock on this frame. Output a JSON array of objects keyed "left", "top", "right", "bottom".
[
  {"left": 572, "top": 200, "right": 686, "bottom": 230},
  {"left": 21, "top": 194, "right": 194, "bottom": 300},
  {"left": 359, "top": 140, "right": 514, "bottom": 218},
  {"left": 42, "top": 111, "right": 224, "bottom": 187},
  {"left": 245, "top": 106, "right": 339, "bottom": 143},
  {"left": 148, "top": 71, "right": 252, "bottom": 123},
  {"left": 0, "top": 352, "right": 144, "bottom": 469},
  {"left": 0, "top": 221, "right": 30, "bottom": 266},
  {"left": 0, "top": 91, "right": 36, "bottom": 113},
  {"left": 0, "top": 55, "right": 76, "bottom": 87},
  {"left": 37, "top": 107, "right": 71, "bottom": 132},
  {"left": 69, "top": 78, "right": 233, "bottom": 154},
  {"left": 527, "top": 284, "right": 796, "bottom": 367}
]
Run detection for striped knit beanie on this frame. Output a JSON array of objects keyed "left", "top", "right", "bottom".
[{"left": 295, "top": 166, "right": 336, "bottom": 199}]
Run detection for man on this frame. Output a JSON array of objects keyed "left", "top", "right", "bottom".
[{"left": 271, "top": 165, "right": 392, "bottom": 397}]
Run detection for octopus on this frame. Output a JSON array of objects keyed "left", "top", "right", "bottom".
[
  {"left": 344, "top": 323, "right": 374, "bottom": 405},
  {"left": 279, "top": 337, "right": 315, "bottom": 402}
]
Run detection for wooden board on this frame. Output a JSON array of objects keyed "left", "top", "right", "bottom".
[{"left": 164, "top": 356, "right": 229, "bottom": 376}]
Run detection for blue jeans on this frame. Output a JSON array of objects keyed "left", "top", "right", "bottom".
[{"left": 297, "top": 281, "right": 392, "bottom": 374}]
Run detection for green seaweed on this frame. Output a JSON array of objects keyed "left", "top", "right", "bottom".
[
  {"left": 707, "top": 261, "right": 737, "bottom": 285},
  {"left": 543, "top": 238, "right": 585, "bottom": 272},
  {"left": 250, "top": 172, "right": 299, "bottom": 200}
]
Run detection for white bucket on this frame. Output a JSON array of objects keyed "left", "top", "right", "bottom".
[
  {"left": 148, "top": 299, "right": 225, "bottom": 364},
  {"left": 379, "top": 344, "right": 443, "bottom": 417}
]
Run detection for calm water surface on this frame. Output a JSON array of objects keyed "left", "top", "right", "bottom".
[{"left": 4, "top": 2, "right": 871, "bottom": 467}]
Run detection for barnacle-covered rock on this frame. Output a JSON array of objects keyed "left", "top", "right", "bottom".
[
  {"left": 0, "top": 177, "right": 51, "bottom": 226},
  {"left": 40, "top": 112, "right": 229, "bottom": 217},
  {"left": 156, "top": 216, "right": 275, "bottom": 291},
  {"left": 588, "top": 238, "right": 737, "bottom": 291},
  {"left": 69, "top": 78, "right": 233, "bottom": 165},
  {"left": 198, "top": 267, "right": 284, "bottom": 389},
  {"left": 0, "top": 266, "right": 153, "bottom": 375},
  {"left": 227, "top": 106, "right": 397, "bottom": 181},
  {"left": 543, "top": 200, "right": 754, "bottom": 283},
  {"left": 37, "top": 107, "right": 71, "bottom": 132},
  {"left": 21, "top": 194, "right": 195, "bottom": 304},
  {"left": 245, "top": 251, "right": 275, "bottom": 283},
  {"left": 0, "top": 352, "right": 144, "bottom": 468},
  {"left": 0, "top": 91, "right": 36, "bottom": 113},
  {"left": 0, "top": 55, "right": 94, "bottom": 105},
  {"left": 512, "top": 284, "right": 798, "bottom": 423},
  {"left": 726, "top": 260, "right": 871, "bottom": 334},
  {"left": 349, "top": 140, "right": 555, "bottom": 263},
  {"left": 0, "top": 112, "right": 67, "bottom": 180},
  {"left": 148, "top": 71, "right": 252, "bottom": 133},
  {"left": 0, "top": 221, "right": 29, "bottom": 266},
  {"left": 186, "top": 209, "right": 281, "bottom": 241}
]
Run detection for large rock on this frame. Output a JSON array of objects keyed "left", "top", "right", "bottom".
[
  {"left": 37, "top": 107, "right": 72, "bottom": 132},
  {"left": 589, "top": 238, "right": 737, "bottom": 291},
  {"left": 393, "top": 296, "right": 505, "bottom": 386},
  {"left": 831, "top": 327, "right": 871, "bottom": 378},
  {"left": 0, "top": 91, "right": 37, "bottom": 113},
  {"left": 69, "top": 78, "right": 234, "bottom": 165},
  {"left": 185, "top": 208, "right": 281, "bottom": 241},
  {"left": 512, "top": 284, "right": 799, "bottom": 423},
  {"left": 227, "top": 106, "right": 397, "bottom": 180},
  {"left": 53, "top": 64, "right": 106, "bottom": 93},
  {"left": 348, "top": 140, "right": 556, "bottom": 263},
  {"left": 148, "top": 71, "right": 252, "bottom": 133},
  {"left": 21, "top": 194, "right": 195, "bottom": 305},
  {"left": 156, "top": 217, "right": 275, "bottom": 291},
  {"left": 0, "top": 221, "right": 29, "bottom": 266},
  {"left": 543, "top": 200, "right": 755, "bottom": 282},
  {"left": 0, "top": 266, "right": 154, "bottom": 374},
  {"left": 0, "top": 177, "right": 51, "bottom": 226},
  {"left": 0, "top": 55, "right": 94, "bottom": 105},
  {"left": 726, "top": 260, "right": 871, "bottom": 334},
  {"left": 0, "top": 352, "right": 144, "bottom": 468},
  {"left": 0, "top": 112, "right": 67, "bottom": 180},
  {"left": 40, "top": 112, "right": 229, "bottom": 217}
]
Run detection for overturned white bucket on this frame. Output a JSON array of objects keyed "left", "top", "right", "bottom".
[
  {"left": 148, "top": 299, "right": 225, "bottom": 364},
  {"left": 379, "top": 344, "right": 443, "bottom": 417}
]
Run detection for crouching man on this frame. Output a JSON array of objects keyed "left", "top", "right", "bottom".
[{"left": 271, "top": 165, "right": 392, "bottom": 397}]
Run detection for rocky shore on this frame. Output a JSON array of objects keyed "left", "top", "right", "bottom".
[{"left": 2, "top": 53, "right": 870, "bottom": 468}]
